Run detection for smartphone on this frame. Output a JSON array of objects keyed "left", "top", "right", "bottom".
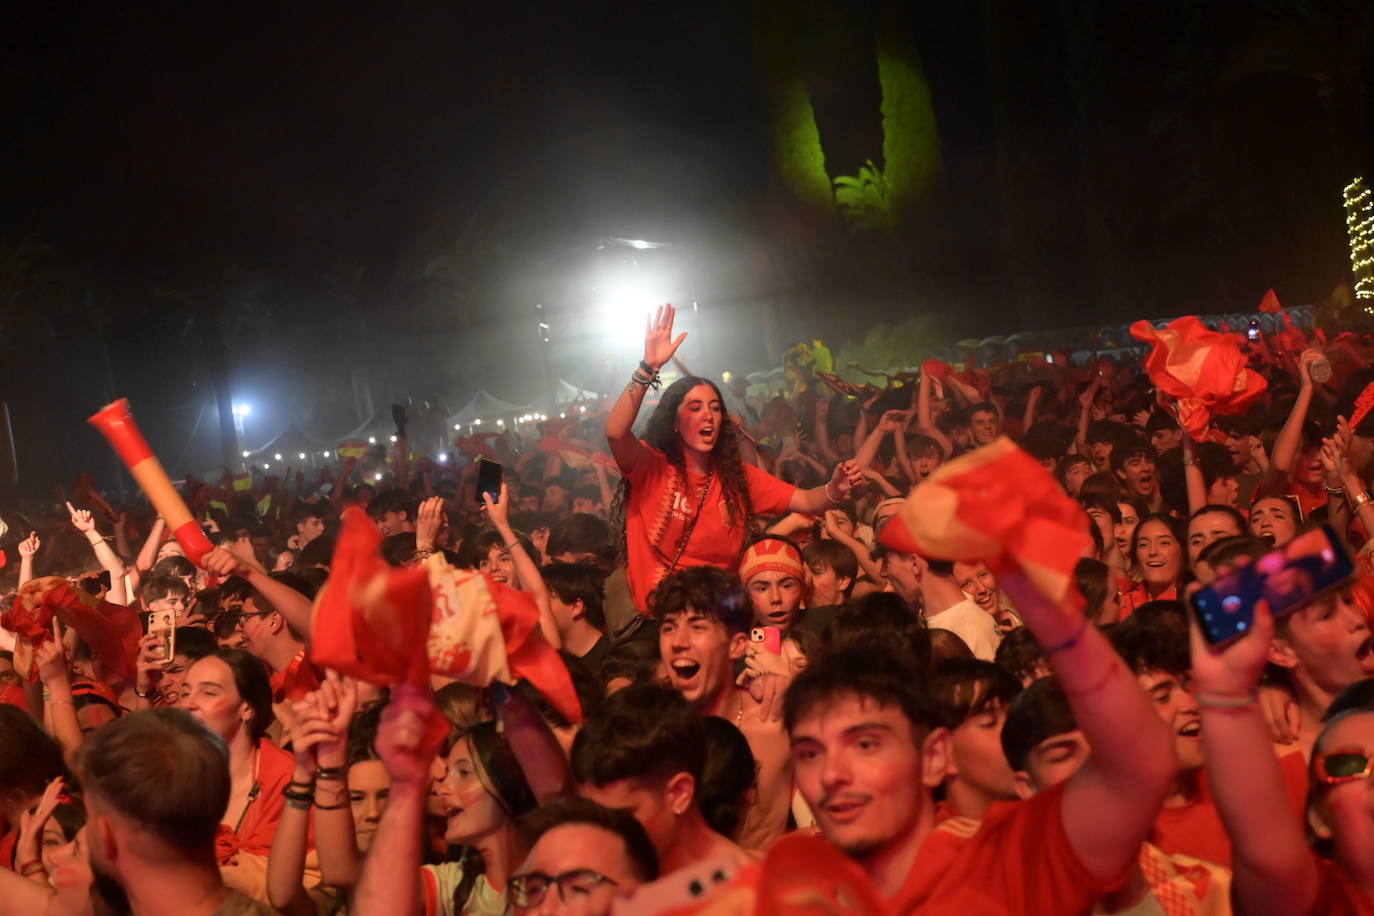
[
  {"left": 475, "top": 457, "right": 503, "bottom": 507},
  {"left": 1190, "top": 525, "right": 1355, "bottom": 647},
  {"left": 147, "top": 610, "right": 176, "bottom": 665},
  {"left": 750, "top": 626, "right": 783, "bottom": 654},
  {"left": 1246, "top": 320, "right": 1261, "bottom": 341}
]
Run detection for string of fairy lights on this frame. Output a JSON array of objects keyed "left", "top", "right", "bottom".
[{"left": 1344, "top": 178, "right": 1374, "bottom": 310}]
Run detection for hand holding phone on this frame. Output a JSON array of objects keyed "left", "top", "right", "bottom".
[
  {"left": 147, "top": 610, "right": 176, "bottom": 665},
  {"left": 750, "top": 626, "right": 783, "bottom": 655},
  {"left": 1190, "top": 526, "right": 1354, "bottom": 647},
  {"left": 475, "top": 457, "right": 503, "bottom": 507}
]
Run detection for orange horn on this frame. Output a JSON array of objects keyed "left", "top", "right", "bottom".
[{"left": 88, "top": 398, "right": 212, "bottom": 567}]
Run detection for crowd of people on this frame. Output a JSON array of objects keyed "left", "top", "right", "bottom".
[{"left": 6, "top": 299, "right": 1374, "bottom": 914}]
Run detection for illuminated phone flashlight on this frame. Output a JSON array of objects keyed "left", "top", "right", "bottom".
[{"left": 1247, "top": 320, "right": 1261, "bottom": 341}]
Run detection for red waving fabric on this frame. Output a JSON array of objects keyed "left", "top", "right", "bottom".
[
  {"left": 1130, "top": 316, "right": 1268, "bottom": 439},
  {"left": 879, "top": 437, "right": 1093, "bottom": 605}
]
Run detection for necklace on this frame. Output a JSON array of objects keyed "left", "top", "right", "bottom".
[{"left": 736, "top": 691, "right": 744, "bottom": 728}]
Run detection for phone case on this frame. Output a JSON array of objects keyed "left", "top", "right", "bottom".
[{"left": 750, "top": 626, "right": 783, "bottom": 654}]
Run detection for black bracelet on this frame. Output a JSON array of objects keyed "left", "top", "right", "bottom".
[
  {"left": 639, "top": 360, "right": 657, "bottom": 375},
  {"left": 282, "top": 787, "right": 315, "bottom": 803},
  {"left": 315, "top": 765, "right": 347, "bottom": 782},
  {"left": 288, "top": 779, "right": 315, "bottom": 791},
  {"left": 314, "top": 799, "right": 349, "bottom": 810},
  {"left": 1043, "top": 616, "right": 1091, "bottom": 655}
]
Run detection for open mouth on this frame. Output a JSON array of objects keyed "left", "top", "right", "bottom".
[
  {"left": 444, "top": 805, "right": 464, "bottom": 819},
  {"left": 767, "top": 610, "right": 791, "bottom": 623},
  {"left": 1356, "top": 638, "right": 1374, "bottom": 668},
  {"left": 1177, "top": 721, "right": 1201, "bottom": 738},
  {"left": 671, "top": 660, "right": 702, "bottom": 681}
]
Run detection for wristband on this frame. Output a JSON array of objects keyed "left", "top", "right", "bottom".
[
  {"left": 315, "top": 765, "right": 347, "bottom": 782},
  {"left": 1354, "top": 492, "right": 1372, "bottom": 511},
  {"left": 1042, "top": 616, "right": 1090, "bottom": 655},
  {"left": 824, "top": 482, "right": 842, "bottom": 504},
  {"left": 1325, "top": 482, "right": 1347, "bottom": 495},
  {"left": 1195, "top": 690, "right": 1258, "bottom": 709},
  {"left": 639, "top": 360, "right": 658, "bottom": 375},
  {"left": 314, "top": 798, "right": 349, "bottom": 810}
]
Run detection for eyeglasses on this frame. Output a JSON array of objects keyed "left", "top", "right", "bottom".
[
  {"left": 1314, "top": 747, "right": 1374, "bottom": 785},
  {"left": 508, "top": 869, "right": 618, "bottom": 908}
]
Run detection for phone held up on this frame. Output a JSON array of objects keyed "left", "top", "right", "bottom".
[
  {"left": 475, "top": 457, "right": 503, "bottom": 507},
  {"left": 147, "top": 609, "right": 177, "bottom": 665},
  {"left": 1190, "top": 525, "right": 1355, "bottom": 648},
  {"left": 750, "top": 626, "right": 783, "bottom": 655}
]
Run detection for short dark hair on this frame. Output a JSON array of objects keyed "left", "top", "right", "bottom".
[
  {"left": 546, "top": 513, "right": 615, "bottom": 567},
  {"left": 821, "top": 593, "right": 932, "bottom": 671},
  {"left": 571, "top": 684, "right": 706, "bottom": 788},
  {"left": 173, "top": 626, "right": 218, "bottom": 661},
  {"left": 968, "top": 402, "right": 998, "bottom": 420},
  {"left": 366, "top": 488, "right": 417, "bottom": 523},
  {"left": 803, "top": 540, "right": 858, "bottom": 596},
  {"left": 598, "top": 634, "right": 662, "bottom": 688},
  {"left": 1197, "top": 534, "right": 1269, "bottom": 572},
  {"left": 929, "top": 658, "right": 1022, "bottom": 729},
  {"left": 1001, "top": 676, "right": 1077, "bottom": 773},
  {"left": 291, "top": 503, "right": 325, "bottom": 526},
  {"left": 925, "top": 558, "right": 957, "bottom": 579},
  {"left": 993, "top": 626, "right": 1045, "bottom": 685},
  {"left": 1108, "top": 602, "right": 1190, "bottom": 678},
  {"left": 699, "top": 717, "right": 756, "bottom": 840},
  {"left": 141, "top": 575, "right": 190, "bottom": 604},
  {"left": 541, "top": 563, "right": 607, "bottom": 630},
  {"left": 1188, "top": 504, "right": 1246, "bottom": 535},
  {"left": 1194, "top": 442, "right": 1239, "bottom": 489},
  {"left": 150, "top": 556, "right": 196, "bottom": 581},
  {"left": 648, "top": 566, "right": 750, "bottom": 635},
  {"left": 1110, "top": 438, "right": 1155, "bottom": 473},
  {"left": 76, "top": 709, "right": 229, "bottom": 851},
  {"left": 783, "top": 648, "right": 937, "bottom": 738},
  {"left": 516, "top": 797, "right": 659, "bottom": 882}
]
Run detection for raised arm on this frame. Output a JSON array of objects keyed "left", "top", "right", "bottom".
[
  {"left": 606, "top": 304, "right": 685, "bottom": 475},
  {"left": 917, "top": 373, "right": 954, "bottom": 459},
  {"left": 68, "top": 502, "right": 128, "bottom": 607},
  {"left": 17, "top": 531, "right": 39, "bottom": 588},
  {"left": 1270, "top": 350, "right": 1323, "bottom": 476},
  {"left": 998, "top": 569, "right": 1175, "bottom": 885},
  {"left": 355, "top": 683, "right": 437, "bottom": 916},
  {"left": 1181, "top": 435, "right": 1208, "bottom": 516},
  {"left": 1074, "top": 378, "right": 1102, "bottom": 458},
  {"left": 1021, "top": 385, "right": 1041, "bottom": 434},
  {"left": 1188, "top": 600, "right": 1319, "bottom": 915},
  {"left": 788, "top": 461, "right": 865, "bottom": 516},
  {"left": 812, "top": 397, "right": 839, "bottom": 464},
  {"left": 202, "top": 546, "right": 315, "bottom": 645},
  {"left": 332, "top": 457, "right": 359, "bottom": 512},
  {"left": 35, "top": 640, "right": 83, "bottom": 766},
  {"left": 483, "top": 483, "right": 561, "bottom": 650},
  {"left": 852, "top": 410, "right": 903, "bottom": 474},
  {"left": 493, "top": 684, "right": 573, "bottom": 804},
  {"left": 135, "top": 515, "right": 166, "bottom": 574}
]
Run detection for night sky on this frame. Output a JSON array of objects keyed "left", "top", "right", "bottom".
[{"left": 1, "top": 1, "right": 1370, "bottom": 499}]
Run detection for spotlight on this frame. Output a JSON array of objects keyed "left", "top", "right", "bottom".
[
  {"left": 233, "top": 404, "right": 252, "bottom": 417},
  {"left": 298, "top": 452, "right": 306, "bottom": 460},
  {"left": 322, "top": 450, "right": 331, "bottom": 458},
  {"left": 374, "top": 472, "right": 383, "bottom": 481},
  {"left": 368, "top": 436, "right": 376, "bottom": 444},
  {"left": 390, "top": 435, "right": 397, "bottom": 443},
  {"left": 274, "top": 453, "right": 282, "bottom": 461},
  {"left": 474, "top": 419, "right": 482, "bottom": 426},
  {"left": 438, "top": 454, "right": 448, "bottom": 463},
  {"left": 241, "top": 450, "right": 250, "bottom": 458},
  {"left": 454, "top": 424, "right": 461, "bottom": 430}
]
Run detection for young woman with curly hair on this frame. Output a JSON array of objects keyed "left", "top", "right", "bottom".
[{"left": 607, "top": 304, "right": 863, "bottom": 610}]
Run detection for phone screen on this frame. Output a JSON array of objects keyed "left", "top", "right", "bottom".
[
  {"left": 1190, "top": 525, "right": 1354, "bottom": 646},
  {"left": 475, "top": 457, "right": 503, "bottom": 507},
  {"left": 147, "top": 610, "right": 177, "bottom": 664}
]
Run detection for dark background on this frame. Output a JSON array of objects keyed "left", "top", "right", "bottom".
[{"left": 1, "top": 0, "right": 1371, "bottom": 498}]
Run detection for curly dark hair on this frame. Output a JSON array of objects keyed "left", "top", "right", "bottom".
[{"left": 611, "top": 377, "right": 754, "bottom": 565}]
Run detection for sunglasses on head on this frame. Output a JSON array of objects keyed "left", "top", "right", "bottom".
[{"left": 1314, "top": 747, "right": 1374, "bottom": 785}]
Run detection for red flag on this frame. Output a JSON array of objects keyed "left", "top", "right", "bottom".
[
  {"left": 5, "top": 578, "right": 142, "bottom": 684},
  {"left": 879, "top": 438, "right": 1093, "bottom": 605},
  {"left": 537, "top": 437, "right": 615, "bottom": 470},
  {"left": 1130, "top": 316, "right": 1268, "bottom": 439},
  {"left": 921, "top": 359, "right": 953, "bottom": 382}
]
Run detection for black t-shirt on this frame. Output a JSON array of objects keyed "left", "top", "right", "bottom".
[{"left": 578, "top": 633, "right": 611, "bottom": 678}]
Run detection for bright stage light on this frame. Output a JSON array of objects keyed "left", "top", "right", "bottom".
[
  {"left": 368, "top": 436, "right": 376, "bottom": 444},
  {"left": 274, "top": 453, "right": 282, "bottom": 460},
  {"left": 629, "top": 239, "right": 651, "bottom": 249},
  {"left": 322, "top": 450, "right": 330, "bottom": 458},
  {"left": 438, "top": 454, "right": 448, "bottom": 463},
  {"left": 594, "top": 261, "right": 669, "bottom": 337},
  {"left": 497, "top": 419, "right": 505, "bottom": 427},
  {"left": 298, "top": 452, "right": 306, "bottom": 460},
  {"left": 474, "top": 419, "right": 482, "bottom": 426},
  {"left": 374, "top": 472, "right": 383, "bottom": 481},
  {"left": 233, "top": 404, "right": 251, "bottom": 417},
  {"left": 241, "top": 450, "right": 250, "bottom": 458},
  {"left": 262, "top": 463, "right": 270, "bottom": 470}
]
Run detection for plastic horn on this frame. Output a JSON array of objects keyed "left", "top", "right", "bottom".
[{"left": 87, "top": 398, "right": 213, "bottom": 567}]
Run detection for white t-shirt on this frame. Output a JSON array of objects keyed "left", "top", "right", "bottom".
[{"left": 926, "top": 597, "right": 1002, "bottom": 661}]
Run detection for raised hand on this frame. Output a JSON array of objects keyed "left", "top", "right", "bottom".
[
  {"left": 827, "top": 460, "right": 865, "bottom": 499},
  {"left": 34, "top": 639, "right": 71, "bottom": 687},
  {"left": 644, "top": 303, "right": 687, "bottom": 371},
  {"left": 376, "top": 682, "right": 441, "bottom": 790},
  {"left": 415, "top": 496, "right": 446, "bottom": 551},
  {"left": 16, "top": 776, "right": 65, "bottom": 874},
  {"left": 66, "top": 501, "right": 95, "bottom": 534},
  {"left": 481, "top": 481, "right": 512, "bottom": 532},
  {"left": 876, "top": 410, "right": 906, "bottom": 434},
  {"left": 18, "top": 531, "right": 40, "bottom": 558}
]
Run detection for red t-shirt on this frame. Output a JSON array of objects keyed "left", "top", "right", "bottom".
[
  {"left": 270, "top": 649, "right": 322, "bottom": 704},
  {"left": 1150, "top": 750, "right": 1308, "bottom": 868},
  {"left": 625, "top": 443, "right": 796, "bottom": 610},
  {"left": 887, "top": 782, "right": 1126, "bottom": 914},
  {"left": 1306, "top": 857, "right": 1374, "bottom": 915},
  {"left": 214, "top": 738, "right": 296, "bottom": 863}
]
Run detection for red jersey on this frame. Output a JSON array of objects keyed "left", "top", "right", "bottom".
[
  {"left": 888, "top": 782, "right": 1127, "bottom": 914},
  {"left": 625, "top": 444, "right": 795, "bottom": 610},
  {"left": 1151, "top": 750, "right": 1308, "bottom": 868},
  {"left": 269, "top": 649, "right": 321, "bottom": 704},
  {"left": 214, "top": 739, "right": 296, "bottom": 863}
]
